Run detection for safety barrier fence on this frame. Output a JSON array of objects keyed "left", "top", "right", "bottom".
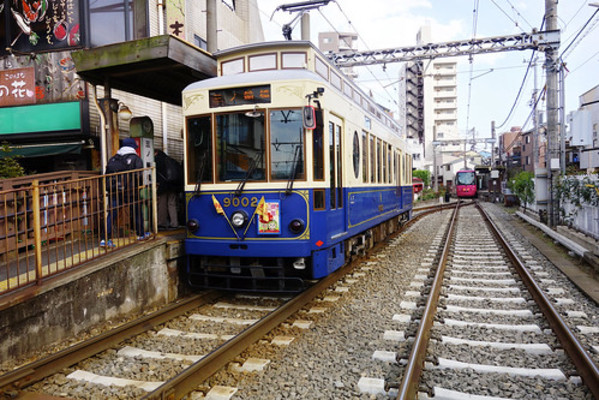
[{"left": 0, "top": 168, "right": 157, "bottom": 298}]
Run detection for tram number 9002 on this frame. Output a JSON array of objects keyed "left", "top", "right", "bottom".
[{"left": 221, "top": 196, "right": 259, "bottom": 208}]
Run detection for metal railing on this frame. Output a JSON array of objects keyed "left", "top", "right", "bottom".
[{"left": 0, "top": 168, "right": 157, "bottom": 298}]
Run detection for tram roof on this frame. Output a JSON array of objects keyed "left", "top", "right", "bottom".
[
  {"left": 72, "top": 35, "right": 217, "bottom": 106},
  {"left": 213, "top": 40, "right": 314, "bottom": 57},
  {"left": 183, "top": 69, "right": 326, "bottom": 92}
]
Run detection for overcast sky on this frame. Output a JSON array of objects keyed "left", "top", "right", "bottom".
[{"left": 256, "top": 0, "right": 599, "bottom": 141}]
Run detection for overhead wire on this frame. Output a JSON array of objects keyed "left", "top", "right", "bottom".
[
  {"left": 563, "top": 0, "right": 590, "bottom": 30},
  {"left": 327, "top": 1, "right": 401, "bottom": 109},
  {"left": 559, "top": 7, "right": 599, "bottom": 60},
  {"left": 503, "top": 0, "right": 534, "bottom": 30}
]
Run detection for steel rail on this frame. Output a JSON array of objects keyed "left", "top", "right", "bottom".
[
  {"left": 477, "top": 203, "right": 599, "bottom": 398},
  {"left": 396, "top": 201, "right": 460, "bottom": 399},
  {"left": 0, "top": 292, "right": 222, "bottom": 397}
]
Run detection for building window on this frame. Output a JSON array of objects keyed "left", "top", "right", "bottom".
[
  {"left": 222, "top": 0, "right": 235, "bottom": 11},
  {"left": 90, "top": 0, "right": 135, "bottom": 47},
  {"left": 194, "top": 34, "right": 207, "bottom": 50}
]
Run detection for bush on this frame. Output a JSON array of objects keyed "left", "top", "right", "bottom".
[
  {"left": 0, "top": 143, "right": 25, "bottom": 178},
  {"left": 507, "top": 171, "right": 534, "bottom": 210},
  {"left": 412, "top": 170, "right": 431, "bottom": 187}
]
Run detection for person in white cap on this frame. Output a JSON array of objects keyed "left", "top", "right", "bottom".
[{"left": 101, "top": 138, "right": 145, "bottom": 247}]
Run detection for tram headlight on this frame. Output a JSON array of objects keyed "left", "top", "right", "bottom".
[
  {"left": 289, "top": 218, "right": 305, "bottom": 234},
  {"left": 231, "top": 210, "right": 249, "bottom": 228},
  {"left": 187, "top": 219, "right": 200, "bottom": 233}
]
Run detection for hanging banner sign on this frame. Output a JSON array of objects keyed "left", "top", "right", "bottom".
[{"left": 0, "top": 67, "right": 36, "bottom": 107}]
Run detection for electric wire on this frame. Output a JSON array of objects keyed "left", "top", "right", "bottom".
[
  {"left": 495, "top": 50, "right": 536, "bottom": 130},
  {"left": 563, "top": 0, "right": 590, "bottom": 31},
  {"left": 559, "top": 7, "right": 599, "bottom": 60},
  {"left": 567, "top": 48, "right": 599, "bottom": 75},
  {"left": 489, "top": 0, "right": 522, "bottom": 29},
  {"left": 329, "top": 2, "right": 399, "bottom": 105},
  {"left": 318, "top": 3, "right": 399, "bottom": 109},
  {"left": 503, "top": 85, "right": 546, "bottom": 154},
  {"left": 503, "top": 0, "right": 534, "bottom": 30}
]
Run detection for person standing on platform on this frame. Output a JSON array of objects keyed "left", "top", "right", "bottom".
[
  {"left": 102, "top": 138, "right": 145, "bottom": 247},
  {"left": 155, "top": 149, "right": 183, "bottom": 230}
]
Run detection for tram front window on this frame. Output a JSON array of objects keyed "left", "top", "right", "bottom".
[
  {"left": 270, "top": 109, "right": 305, "bottom": 180},
  {"left": 456, "top": 172, "right": 475, "bottom": 185},
  {"left": 187, "top": 116, "right": 213, "bottom": 184},
  {"left": 216, "top": 112, "right": 266, "bottom": 182}
]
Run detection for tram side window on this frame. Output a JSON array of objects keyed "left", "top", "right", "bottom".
[
  {"left": 335, "top": 124, "right": 342, "bottom": 208},
  {"left": 270, "top": 109, "right": 305, "bottom": 180},
  {"left": 370, "top": 136, "right": 375, "bottom": 183},
  {"left": 329, "top": 122, "right": 336, "bottom": 209},
  {"left": 387, "top": 144, "right": 393, "bottom": 183},
  {"left": 382, "top": 142, "right": 387, "bottom": 183},
  {"left": 215, "top": 112, "right": 265, "bottom": 182},
  {"left": 313, "top": 118, "right": 324, "bottom": 181},
  {"left": 187, "top": 116, "right": 213, "bottom": 184},
  {"left": 352, "top": 131, "right": 360, "bottom": 179},
  {"left": 362, "top": 131, "right": 368, "bottom": 183},
  {"left": 377, "top": 140, "right": 382, "bottom": 183}
]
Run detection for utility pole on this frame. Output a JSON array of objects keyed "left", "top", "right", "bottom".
[
  {"left": 532, "top": 57, "right": 538, "bottom": 170},
  {"left": 433, "top": 125, "right": 438, "bottom": 192},
  {"left": 207, "top": 0, "right": 217, "bottom": 53},
  {"left": 545, "top": 0, "right": 559, "bottom": 227},
  {"left": 491, "top": 121, "right": 496, "bottom": 167}
]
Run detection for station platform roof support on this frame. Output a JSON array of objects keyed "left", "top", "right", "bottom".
[{"left": 72, "top": 35, "right": 217, "bottom": 106}]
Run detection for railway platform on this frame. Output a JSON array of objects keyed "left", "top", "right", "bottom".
[{"left": 0, "top": 228, "right": 187, "bottom": 367}]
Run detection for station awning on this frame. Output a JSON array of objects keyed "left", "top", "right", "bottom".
[{"left": 72, "top": 35, "right": 217, "bottom": 106}]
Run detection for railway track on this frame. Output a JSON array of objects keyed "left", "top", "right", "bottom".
[
  {"left": 1, "top": 204, "right": 442, "bottom": 400},
  {"left": 0, "top": 269, "right": 352, "bottom": 399},
  {"left": 395, "top": 201, "right": 599, "bottom": 399}
]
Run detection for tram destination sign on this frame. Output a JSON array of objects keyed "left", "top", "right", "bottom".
[{"left": 209, "top": 85, "right": 271, "bottom": 108}]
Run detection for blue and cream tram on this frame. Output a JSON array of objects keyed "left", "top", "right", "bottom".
[{"left": 183, "top": 41, "right": 413, "bottom": 292}]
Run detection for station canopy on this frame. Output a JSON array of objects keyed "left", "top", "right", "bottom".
[{"left": 72, "top": 35, "right": 217, "bottom": 106}]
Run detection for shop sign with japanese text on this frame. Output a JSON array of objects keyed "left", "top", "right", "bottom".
[{"left": 0, "top": 67, "right": 36, "bottom": 107}]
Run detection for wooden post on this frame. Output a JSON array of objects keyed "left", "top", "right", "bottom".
[{"left": 32, "top": 180, "right": 43, "bottom": 284}]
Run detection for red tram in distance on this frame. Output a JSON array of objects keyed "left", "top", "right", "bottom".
[
  {"left": 413, "top": 178, "right": 424, "bottom": 196},
  {"left": 455, "top": 169, "right": 477, "bottom": 198}
]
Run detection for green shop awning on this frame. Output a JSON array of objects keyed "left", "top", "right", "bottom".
[
  {"left": 0, "top": 141, "right": 83, "bottom": 159},
  {"left": 0, "top": 102, "right": 82, "bottom": 136}
]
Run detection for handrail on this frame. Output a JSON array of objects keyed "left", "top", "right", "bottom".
[{"left": 0, "top": 168, "right": 157, "bottom": 301}]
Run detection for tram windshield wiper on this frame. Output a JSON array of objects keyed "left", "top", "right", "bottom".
[
  {"left": 192, "top": 152, "right": 208, "bottom": 198},
  {"left": 285, "top": 145, "right": 302, "bottom": 195},
  {"left": 234, "top": 153, "right": 262, "bottom": 197}
]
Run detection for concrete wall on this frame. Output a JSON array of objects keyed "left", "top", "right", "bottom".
[{"left": 0, "top": 237, "right": 185, "bottom": 364}]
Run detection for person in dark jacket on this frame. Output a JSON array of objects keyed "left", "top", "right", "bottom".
[
  {"left": 155, "top": 149, "right": 183, "bottom": 230},
  {"left": 102, "top": 138, "right": 145, "bottom": 247}
]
